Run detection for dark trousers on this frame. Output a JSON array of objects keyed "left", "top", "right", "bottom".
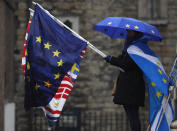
[{"left": 123, "top": 105, "right": 141, "bottom": 131}]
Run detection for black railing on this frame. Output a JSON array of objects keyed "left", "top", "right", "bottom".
[
  {"left": 28, "top": 107, "right": 149, "bottom": 131},
  {"left": 55, "top": 108, "right": 81, "bottom": 131}
]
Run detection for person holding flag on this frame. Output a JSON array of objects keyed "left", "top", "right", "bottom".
[
  {"left": 23, "top": 2, "right": 107, "bottom": 125},
  {"left": 104, "top": 30, "right": 145, "bottom": 131},
  {"left": 95, "top": 17, "right": 174, "bottom": 131},
  {"left": 23, "top": 2, "right": 174, "bottom": 129}
]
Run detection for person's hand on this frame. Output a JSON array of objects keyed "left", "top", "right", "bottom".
[{"left": 104, "top": 56, "right": 112, "bottom": 63}]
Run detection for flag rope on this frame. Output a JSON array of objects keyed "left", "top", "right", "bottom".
[{"left": 30, "top": 2, "right": 107, "bottom": 58}]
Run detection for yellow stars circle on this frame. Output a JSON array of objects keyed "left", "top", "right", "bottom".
[
  {"left": 107, "top": 22, "right": 112, "bottom": 25},
  {"left": 134, "top": 25, "right": 139, "bottom": 29},
  {"left": 36, "top": 36, "right": 42, "bottom": 43},
  {"left": 35, "top": 83, "right": 40, "bottom": 90},
  {"left": 162, "top": 78, "right": 167, "bottom": 84},
  {"left": 156, "top": 91, "right": 162, "bottom": 98},
  {"left": 53, "top": 50, "right": 61, "bottom": 57},
  {"left": 44, "top": 42, "right": 52, "bottom": 50},
  {"left": 151, "top": 81, "right": 156, "bottom": 87},
  {"left": 57, "top": 59, "right": 64, "bottom": 67},
  {"left": 126, "top": 24, "right": 130, "bottom": 28},
  {"left": 151, "top": 30, "right": 155, "bottom": 34},
  {"left": 158, "top": 69, "right": 162, "bottom": 74},
  {"left": 54, "top": 73, "right": 60, "bottom": 79},
  {"left": 44, "top": 81, "right": 52, "bottom": 88}
]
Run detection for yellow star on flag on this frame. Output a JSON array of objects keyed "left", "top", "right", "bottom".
[
  {"left": 44, "top": 42, "right": 52, "bottom": 50},
  {"left": 157, "top": 61, "right": 161, "bottom": 66},
  {"left": 134, "top": 25, "right": 139, "bottom": 29},
  {"left": 158, "top": 69, "right": 162, "bottom": 74},
  {"left": 151, "top": 81, "right": 156, "bottom": 87},
  {"left": 151, "top": 30, "right": 155, "bottom": 34},
  {"left": 156, "top": 91, "right": 162, "bottom": 98},
  {"left": 27, "top": 62, "right": 30, "bottom": 70},
  {"left": 126, "top": 24, "right": 130, "bottom": 28},
  {"left": 54, "top": 73, "right": 60, "bottom": 79},
  {"left": 107, "top": 22, "right": 112, "bottom": 25},
  {"left": 36, "top": 36, "right": 42, "bottom": 43},
  {"left": 57, "top": 59, "right": 64, "bottom": 67},
  {"left": 44, "top": 81, "right": 52, "bottom": 88},
  {"left": 53, "top": 50, "right": 60, "bottom": 57},
  {"left": 35, "top": 83, "right": 40, "bottom": 90},
  {"left": 162, "top": 78, "right": 167, "bottom": 83}
]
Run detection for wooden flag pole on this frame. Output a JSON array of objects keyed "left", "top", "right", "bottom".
[
  {"left": 156, "top": 93, "right": 172, "bottom": 131},
  {"left": 31, "top": 2, "right": 107, "bottom": 58}
]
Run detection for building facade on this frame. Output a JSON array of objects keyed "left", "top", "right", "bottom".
[{"left": 0, "top": 0, "right": 177, "bottom": 130}]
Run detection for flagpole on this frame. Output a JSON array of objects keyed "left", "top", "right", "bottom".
[
  {"left": 156, "top": 93, "right": 173, "bottom": 131},
  {"left": 29, "top": 8, "right": 34, "bottom": 13},
  {"left": 31, "top": 2, "right": 107, "bottom": 58}
]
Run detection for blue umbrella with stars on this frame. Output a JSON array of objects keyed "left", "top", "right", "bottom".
[{"left": 94, "top": 17, "right": 163, "bottom": 42}]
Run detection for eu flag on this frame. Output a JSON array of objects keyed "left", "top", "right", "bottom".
[
  {"left": 127, "top": 38, "right": 174, "bottom": 131},
  {"left": 24, "top": 4, "right": 87, "bottom": 111}
]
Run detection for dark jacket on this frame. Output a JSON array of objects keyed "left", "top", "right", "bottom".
[{"left": 110, "top": 51, "right": 145, "bottom": 106}]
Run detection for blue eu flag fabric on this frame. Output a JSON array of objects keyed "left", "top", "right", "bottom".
[
  {"left": 24, "top": 4, "right": 87, "bottom": 110},
  {"left": 127, "top": 37, "right": 174, "bottom": 131}
]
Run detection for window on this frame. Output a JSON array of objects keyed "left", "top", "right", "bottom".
[{"left": 138, "top": 0, "right": 168, "bottom": 25}]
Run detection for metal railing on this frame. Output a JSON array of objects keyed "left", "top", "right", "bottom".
[{"left": 28, "top": 107, "right": 149, "bottom": 131}]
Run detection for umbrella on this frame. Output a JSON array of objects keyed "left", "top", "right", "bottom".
[{"left": 94, "top": 17, "right": 163, "bottom": 42}]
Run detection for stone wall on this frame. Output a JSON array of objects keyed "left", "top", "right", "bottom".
[
  {"left": 14, "top": 0, "right": 30, "bottom": 130},
  {"left": 13, "top": 0, "right": 177, "bottom": 131},
  {"left": 0, "top": 0, "right": 17, "bottom": 130}
]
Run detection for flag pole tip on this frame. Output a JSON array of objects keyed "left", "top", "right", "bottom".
[
  {"left": 29, "top": 8, "right": 34, "bottom": 13},
  {"left": 32, "top": 1, "right": 36, "bottom": 5}
]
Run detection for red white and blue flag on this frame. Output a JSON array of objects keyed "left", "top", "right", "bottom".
[{"left": 22, "top": 4, "right": 87, "bottom": 125}]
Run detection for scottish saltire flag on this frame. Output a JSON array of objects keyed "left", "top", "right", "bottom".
[
  {"left": 127, "top": 40, "right": 174, "bottom": 131},
  {"left": 23, "top": 4, "right": 87, "bottom": 125}
]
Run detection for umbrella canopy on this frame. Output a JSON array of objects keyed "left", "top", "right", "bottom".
[{"left": 94, "top": 17, "right": 163, "bottom": 42}]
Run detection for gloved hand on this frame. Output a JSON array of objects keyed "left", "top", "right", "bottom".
[{"left": 104, "top": 55, "right": 112, "bottom": 63}]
